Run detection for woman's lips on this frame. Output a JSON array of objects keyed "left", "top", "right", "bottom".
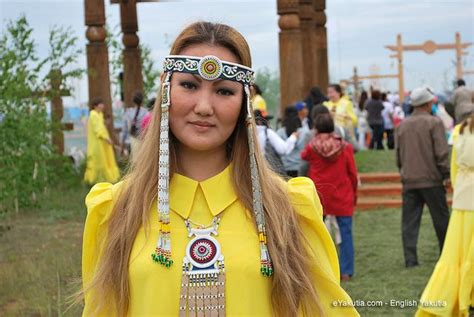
[{"left": 189, "top": 121, "right": 215, "bottom": 131}]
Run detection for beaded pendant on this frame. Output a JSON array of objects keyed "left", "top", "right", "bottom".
[{"left": 179, "top": 217, "right": 225, "bottom": 316}]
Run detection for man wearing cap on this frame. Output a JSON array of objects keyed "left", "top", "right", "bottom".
[
  {"left": 295, "top": 101, "right": 310, "bottom": 130},
  {"left": 395, "top": 86, "right": 450, "bottom": 268}
]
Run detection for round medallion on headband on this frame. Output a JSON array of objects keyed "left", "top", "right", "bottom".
[{"left": 198, "top": 55, "right": 223, "bottom": 81}]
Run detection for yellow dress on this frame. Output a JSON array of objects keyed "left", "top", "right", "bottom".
[
  {"left": 82, "top": 165, "right": 359, "bottom": 316},
  {"left": 83, "top": 109, "right": 120, "bottom": 185},
  {"left": 416, "top": 124, "right": 474, "bottom": 317},
  {"left": 323, "top": 97, "right": 358, "bottom": 131}
]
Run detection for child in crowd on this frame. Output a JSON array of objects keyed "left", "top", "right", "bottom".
[{"left": 301, "top": 113, "right": 358, "bottom": 281}]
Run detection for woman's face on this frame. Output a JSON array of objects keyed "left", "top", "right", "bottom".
[
  {"left": 327, "top": 87, "right": 340, "bottom": 102},
  {"left": 169, "top": 44, "right": 244, "bottom": 153},
  {"left": 95, "top": 103, "right": 105, "bottom": 112}
]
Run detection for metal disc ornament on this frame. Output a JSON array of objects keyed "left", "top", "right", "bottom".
[{"left": 198, "top": 55, "right": 223, "bottom": 81}]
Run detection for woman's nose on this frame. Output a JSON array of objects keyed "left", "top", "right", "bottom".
[{"left": 193, "top": 90, "right": 214, "bottom": 116}]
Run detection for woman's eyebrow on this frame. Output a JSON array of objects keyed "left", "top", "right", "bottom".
[{"left": 191, "top": 74, "right": 202, "bottom": 82}]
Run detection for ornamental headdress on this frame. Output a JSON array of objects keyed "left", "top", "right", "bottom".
[{"left": 151, "top": 54, "right": 273, "bottom": 314}]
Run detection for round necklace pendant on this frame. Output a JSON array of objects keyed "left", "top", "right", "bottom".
[{"left": 185, "top": 235, "right": 221, "bottom": 269}]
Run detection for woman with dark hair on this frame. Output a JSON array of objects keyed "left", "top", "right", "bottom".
[
  {"left": 356, "top": 91, "right": 369, "bottom": 150},
  {"left": 298, "top": 104, "right": 359, "bottom": 176},
  {"left": 365, "top": 90, "right": 385, "bottom": 150},
  {"left": 81, "top": 21, "right": 358, "bottom": 316},
  {"left": 381, "top": 92, "right": 395, "bottom": 149},
  {"left": 304, "top": 86, "right": 328, "bottom": 127},
  {"left": 277, "top": 106, "right": 310, "bottom": 177},
  {"left": 301, "top": 113, "right": 358, "bottom": 282},
  {"left": 324, "top": 84, "right": 358, "bottom": 135},
  {"left": 121, "top": 91, "right": 149, "bottom": 157},
  {"left": 83, "top": 97, "right": 120, "bottom": 185}
]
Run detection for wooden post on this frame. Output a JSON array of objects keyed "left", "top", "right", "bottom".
[
  {"left": 278, "top": 0, "right": 304, "bottom": 116},
  {"left": 299, "top": 0, "right": 314, "bottom": 97},
  {"left": 50, "top": 70, "right": 66, "bottom": 154},
  {"left": 389, "top": 34, "right": 405, "bottom": 103},
  {"left": 84, "top": 0, "right": 117, "bottom": 143},
  {"left": 352, "top": 66, "right": 361, "bottom": 101},
  {"left": 312, "top": 0, "right": 329, "bottom": 92},
  {"left": 455, "top": 32, "right": 464, "bottom": 80},
  {"left": 120, "top": 0, "right": 144, "bottom": 107}
]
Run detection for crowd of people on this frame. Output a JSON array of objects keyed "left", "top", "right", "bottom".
[{"left": 80, "top": 21, "right": 473, "bottom": 314}]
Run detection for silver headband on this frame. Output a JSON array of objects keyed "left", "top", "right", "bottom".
[{"left": 163, "top": 55, "right": 255, "bottom": 85}]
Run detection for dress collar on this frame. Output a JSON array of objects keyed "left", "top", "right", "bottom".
[{"left": 169, "top": 164, "right": 238, "bottom": 219}]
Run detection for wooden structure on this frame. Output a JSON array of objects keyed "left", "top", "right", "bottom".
[
  {"left": 33, "top": 70, "right": 73, "bottom": 154},
  {"left": 85, "top": 0, "right": 116, "bottom": 142},
  {"left": 85, "top": 0, "right": 144, "bottom": 143},
  {"left": 343, "top": 66, "right": 398, "bottom": 101},
  {"left": 385, "top": 32, "right": 472, "bottom": 101},
  {"left": 277, "top": 0, "right": 329, "bottom": 114},
  {"left": 49, "top": 70, "right": 74, "bottom": 154},
  {"left": 85, "top": 0, "right": 330, "bottom": 128}
]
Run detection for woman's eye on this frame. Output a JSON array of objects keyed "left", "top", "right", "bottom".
[
  {"left": 180, "top": 81, "right": 197, "bottom": 90},
  {"left": 217, "top": 88, "right": 235, "bottom": 96}
]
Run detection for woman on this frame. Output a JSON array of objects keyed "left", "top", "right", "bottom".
[
  {"left": 365, "top": 90, "right": 385, "bottom": 150},
  {"left": 356, "top": 91, "right": 369, "bottom": 150},
  {"left": 323, "top": 84, "right": 357, "bottom": 136},
  {"left": 121, "top": 91, "right": 148, "bottom": 157},
  {"left": 277, "top": 106, "right": 310, "bottom": 177},
  {"left": 254, "top": 109, "right": 298, "bottom": 176},
  {"left": 381, "top": 92, "right": 395, "bottom": 149},
  {"left": 83, "top": 97, "right": 120, "bottom": 185},
  {"left": 304, "top": 86, "right": 328, "bottom": 127},
  {"left": 251, "top": 84, "right": 268, "bottom": 117},
  {"left": 301, "top": 113, "right": 358, "bottom": 282},
  {"left": 82, "top": 22, "right": 358, "bottom": 316},
  {"left": 416, "top": 113, "right": 474, "bottom": 317}
]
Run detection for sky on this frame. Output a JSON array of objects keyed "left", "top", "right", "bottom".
[{"left": 1, "top": 0, "right": 474, "bottom": 106}]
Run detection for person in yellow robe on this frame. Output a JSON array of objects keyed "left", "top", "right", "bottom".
[
  {"left": 416, "top": 113, "right": 474, "bottom": 317},
  {"left": 81, "top": 22, "right": 359, "bottom": 317},
  {"left": 83, "top": 98, "right": 120, "bottom": 185},
  {"left": 251, "top": 83, "right": 268, "bottom": 117},
  {"left": 323, "top": 84, "right": 357, "bottom": 137}
]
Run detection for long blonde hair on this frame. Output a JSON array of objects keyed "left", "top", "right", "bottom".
[{"left": 86, "top": 21, "right": 323, "bottom": 316}]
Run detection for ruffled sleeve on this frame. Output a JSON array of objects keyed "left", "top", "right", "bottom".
[
  {"left": 287, "top": 177, "right": 359, "bottom": 316},
  {"left": 450, "top": 124, "right": 460, "bottom": 186},
  {"left": 82, "top": 182, "right": 122, "bottom": 315}
]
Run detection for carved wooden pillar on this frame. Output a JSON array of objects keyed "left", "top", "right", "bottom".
[
  {"left": 84, "top": 0, "right": 117, "bottom": 143},
  {"left": 278, "top": 0, "right": 305, "bottom": 117},
  {"left": 312, "top": 0, "right": 329, "bottom": 92},
  {"left": 50, "top": 69, "right": 65, "bottom": 154},
  {"left": 299, "top": 0, "right": 314, "bottom": 97},
  {"left": 120, "top": 0, "right": 144, "bottom": 107}
]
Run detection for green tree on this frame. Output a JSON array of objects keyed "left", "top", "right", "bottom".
[
  {"left": 254, "top": 68, "right": 281, "bottom": 125},
  {"left": 0, "top": 16, "right": 83, "bottom": 213}
]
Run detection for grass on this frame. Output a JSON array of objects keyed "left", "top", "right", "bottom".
[
  {"left": 355, "top": 149, "right": 398, "bottom": 173},
  {"left": 0, "top": 184, "right": 89, "bottom": 316},
  {"left": 343, "top": 208, "right": 439, "bottom": 316},
  {"left": 0, "top": 150, "right": 441, "bottom": 316}
]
